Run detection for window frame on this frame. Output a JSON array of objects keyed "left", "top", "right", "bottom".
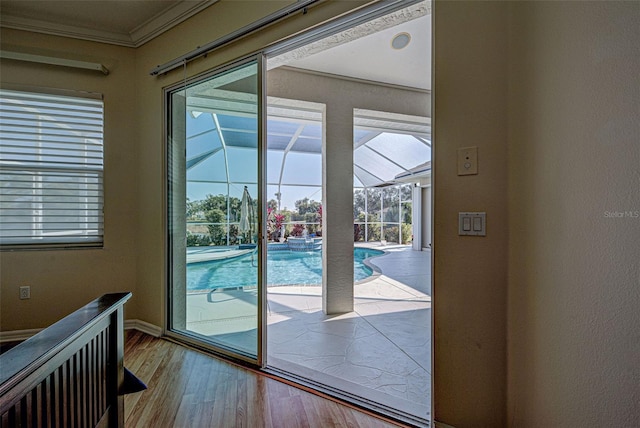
[{"left": 0, "top": 85, "right": 105, "bottom": 250}]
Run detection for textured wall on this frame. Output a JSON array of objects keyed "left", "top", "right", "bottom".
[
  {"left": 0, "top": 29, "right": 138, "bottom": 330},
  {"left": 507, "top": 2, "right": 640, "bottom": 426},
  {"left": 432, "top": 1, "right": 509, "bottom": 426}
]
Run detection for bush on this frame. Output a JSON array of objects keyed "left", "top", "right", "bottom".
[
  {"left": 304, "top": 212, "right": 320, "bottom": 234},
  {"left": 366, "top": 223, "right": 381, "bottom": 242},
  {"left": 187, "top": 232, "right": 212, "bottom": 247},
  {"left": 290, "top": 224, "right": 305, "bottom": 237},
  {"left": 354, "top": 224, "right": 363, "bottom": 242},
  {"left": 384, "top": 226, "right": 399, "bottom": 243},
  {"left": 228, "top": 224, "right": 239, "bottom": 245},
  {"left": 205, "top": 208, "right": 226, "bottom": 245},
  {"left": 401, "top": 223, "right": 413, "bottom": 244}
]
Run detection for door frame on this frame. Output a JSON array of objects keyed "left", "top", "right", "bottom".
[
  {"left": 260, "top": 1, "right": 430, "bottom": 426},
  {"left": 161, "top": 0, "right": 431, "bottom": 422},
  {"left": 164, "top": 53, "right": 268, "bottom": 367}
]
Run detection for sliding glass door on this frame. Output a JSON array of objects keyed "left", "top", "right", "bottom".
[{"left": 167, "top": 56, "right": 266, "bottom": 364}]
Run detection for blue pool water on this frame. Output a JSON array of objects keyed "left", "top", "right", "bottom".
[{"left": 187, "top": 248, "right": 384, "bottom": 291}]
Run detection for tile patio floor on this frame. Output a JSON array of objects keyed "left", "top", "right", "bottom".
[{"left": 186, "top": 244, "right": 431, "bottom": 424}]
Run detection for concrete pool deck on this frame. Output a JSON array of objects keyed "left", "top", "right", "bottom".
[{"left": 185, "top": 243, "right": 431, "bottom": 424}]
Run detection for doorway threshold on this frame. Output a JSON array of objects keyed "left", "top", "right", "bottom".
[{"left": 266, "top": 359, "right": 430, "bottom": 427}]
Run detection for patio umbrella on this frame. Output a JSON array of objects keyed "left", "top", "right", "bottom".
[{"left": 238, "top": 186, "right": 252, "bottom": 242}]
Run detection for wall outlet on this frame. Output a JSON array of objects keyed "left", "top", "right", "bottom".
[
  {"left": 19, "top": 286, "right": 30, "bottom": 300},
  {"left": 457, "top": 146, "right": 478, "bottom": 175}
]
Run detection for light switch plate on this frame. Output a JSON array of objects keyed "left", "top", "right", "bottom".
[
  {"left": 457, "top": 146, "right": 478, "bottom": 175},
  {"left": 459, "top": 212, "right": 486, "bottom": 236},
  {"left": 19, "top": 286, "right": 30, "bottom": 299}
]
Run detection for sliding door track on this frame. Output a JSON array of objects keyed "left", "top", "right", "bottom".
[{"left": 264, "top": 363, "right": 430, "bottom": 428}]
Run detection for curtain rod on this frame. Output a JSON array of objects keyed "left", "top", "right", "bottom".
[
  {"left": 0, "top": 51, "right": 109, "bottom": 75},
  {"left": 149, "top": 0, "right": 320, "bottom": 76}
]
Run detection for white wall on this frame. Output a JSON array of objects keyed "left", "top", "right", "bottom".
[{"left": 507, "top": 2, "right": 640, "bottom": 426}]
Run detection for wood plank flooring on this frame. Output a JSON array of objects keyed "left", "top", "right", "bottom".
[{"left": 124, "top": 330, "right": 406, "bottom": 428}]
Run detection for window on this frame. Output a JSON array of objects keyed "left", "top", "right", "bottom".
[{"left": 0, "top": 88, "right": 104, "bottom": 248}]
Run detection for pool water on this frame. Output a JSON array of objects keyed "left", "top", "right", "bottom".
[{"left": 187, "top": 248, "right": 383, "bottom": 291}]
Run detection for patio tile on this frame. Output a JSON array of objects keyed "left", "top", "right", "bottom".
[
  {"left": 355, "top": 300, "right": 431, "bottom": 372},
  {"left": 268, "top": 316, "right": 311, "bottom": 345},
  {"left": 268, "top": 288, "right": 322, "bottom": 313},
  {"left": 361, "top": 275, "right": 429, "bottom": 299},
  {"left": 407, "top": 368, "right": 431, "bottom": 401},
  {"left": 323, "top": 363, "right": 407, "bottom": 390},
  {"left": 346, "top": 334, "right": 423, "bottom": 377},
  {"left": 354, "top": 278, "right": 417, "bottom": 301},
  {"left": 186, "top": 290, "right": 257, "bottom": 323},
  {"left": 306, "top": 316, "right": 378, "bottom": 340},
  {"left": 185, "top": 246, "right": 431, "bottom": 423},
  {"left": 266, "top": 247, "right": 431, "bottom": 423},
  {"left": 270, "top": 330, "right": 353, "bottom": 366}
]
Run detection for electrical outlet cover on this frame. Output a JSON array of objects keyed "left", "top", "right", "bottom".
[
  {"left": 457, "top": 146, "right": 478, "bottom": 175},
  {"left": 19, "top": 286, "right": 30, "bottom": 299}
]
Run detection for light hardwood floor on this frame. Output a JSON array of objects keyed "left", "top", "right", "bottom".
[{"left": 124, "top": 330, "right": 406, "bottom": 427}]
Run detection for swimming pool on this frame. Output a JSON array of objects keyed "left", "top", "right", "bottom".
[{"left": 187, "top": 247, "right": 384, "bottom": 291}]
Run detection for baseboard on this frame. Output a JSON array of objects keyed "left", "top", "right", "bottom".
[
  {"left": 1, "top": 319, "right": 163, "bottom": 343},
  {"left": 0, "top": 328, "right": 42, "bottom": 343},
  {"left": 124, "top": 319, "right": 163, "bottom": 337},
  {"left": 433, "top": 421, "right": 456, "bottom": 428}
]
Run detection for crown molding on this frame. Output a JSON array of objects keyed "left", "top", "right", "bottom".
[
  {"left": 130, "top": 0, "right": 218, "bottom": 47},
  {"left": 0, "top": 15, "right": 135, "bottom": 47},
  {"left": 0, "top": 0, "right": 217, "bottom": 48}
]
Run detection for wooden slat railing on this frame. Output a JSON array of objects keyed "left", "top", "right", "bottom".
[{"left": 0, "top": 292, "right": 131, "bottom": 428}]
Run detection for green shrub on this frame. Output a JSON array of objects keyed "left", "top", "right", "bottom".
[
  {"left": 401, "top": 223, "right": 413, "bottom": 244},
  {"left": 187, "top": 232, "right": 212, "bottom": 247},
  {"left": 384, "top": 226, "right": 399, "bottom": 243},
  {"left": 354, "top": 224, "right": 364, "bottom": 241},
  {"left": 366, "top": 223, "right": 381, "bottom": 241}
]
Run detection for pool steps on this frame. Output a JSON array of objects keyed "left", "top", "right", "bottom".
[{"left": 274, "top": 237, "right": 322, "bottom": 252}]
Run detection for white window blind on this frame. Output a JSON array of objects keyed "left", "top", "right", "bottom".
[{"left": 0, "top": 88, "right": 104, "bottom": 248}]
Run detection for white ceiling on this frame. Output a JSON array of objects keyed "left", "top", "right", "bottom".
[{"left": 282, "top": 12, "right": 431, "bottom": 90}]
